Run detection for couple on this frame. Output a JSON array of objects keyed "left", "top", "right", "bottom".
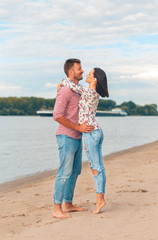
[{"left": 53, "top": 58, "right": 109, "bottom": 218}]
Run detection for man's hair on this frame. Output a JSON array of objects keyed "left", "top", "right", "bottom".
[
  {"left": 64, "top": 58, "right": 81, "bottom": 76},
  {"left": 94, "top": 68, "right": 109, "bottom": 98}
]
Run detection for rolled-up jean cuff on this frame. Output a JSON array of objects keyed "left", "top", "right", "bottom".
[
  {"left": 96, "top": 190, "right": 105, "bottom": 194},
  {"left": 53, "top": 199, "right": 62, "bottom": 205},
  {"left": 63, "top": 199, "right": 72, "bottom": 203}
]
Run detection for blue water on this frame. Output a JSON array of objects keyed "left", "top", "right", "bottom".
[{"left": 0, "top": 116, "right": 158, "bottom": 184}]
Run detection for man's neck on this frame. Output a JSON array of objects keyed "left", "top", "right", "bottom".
[{"left": 68, "top": 77, "right": 79, "bottom": 85}]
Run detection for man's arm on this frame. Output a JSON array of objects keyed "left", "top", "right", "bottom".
[
  {"left": 55, "top": 116, "right": 94, "bottom": 133},
  {"left": 53, "top": 87, "right": 94, "bottom": 133}
]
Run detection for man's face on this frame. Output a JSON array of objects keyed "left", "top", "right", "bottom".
[{"left": 71, "top": 63, "right": 84, "bottom": 81}]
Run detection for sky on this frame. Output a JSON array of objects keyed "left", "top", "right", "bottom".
[{"left": 0, "top": 0, "right": 158, "bottom": 106}]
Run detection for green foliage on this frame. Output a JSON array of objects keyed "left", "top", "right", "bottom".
[
  {"left": 118, "top": 101, "right": 137, "bottom": 115},
  {"left": 136, "top": 104, "right": 158, "bottom": 116},
  {"left": 0, "top": 97, "right": 56, "bottom": 116},
  {"left": 97, "top": 99, "right": 116, "bottom": 110},
  {"left": 118, "top": 101, "right": 158, "bottom": 116},
  {"left": 0, "top": 97, "right": 157, "bottom": 116}
]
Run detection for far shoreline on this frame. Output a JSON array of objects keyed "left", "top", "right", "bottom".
[{"left": 0, "top": 140, "right": 158, "bottom": 194}]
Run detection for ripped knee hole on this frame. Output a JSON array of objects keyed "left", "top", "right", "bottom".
[{"left": 91, "top": 168, "right": 98, "bottom": 176}]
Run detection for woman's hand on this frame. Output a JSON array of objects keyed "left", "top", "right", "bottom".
[{"left": 57, "top": 83, "right": 63, "bottom": 92}]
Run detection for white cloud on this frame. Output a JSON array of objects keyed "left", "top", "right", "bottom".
[
  {"left": 111, "top": 87, "right": 158, "bottom": 105},
  {"left": 0, "top": 85, "right": 21, "bottom": 90},
  {"left": 45, "top": 82, "right": 57, "bottom": 88},
  {"left": 0, "top": 0, "right": 158, "bottom": 105},
  {"left": 31, "top": 90, "right": 57, "bottom": 99},
  {"left": 132, "top": 71, "right": 158, "bottom": 80},
  {"left": 0, "top": 85, "right": 22, "bottom": 96}
]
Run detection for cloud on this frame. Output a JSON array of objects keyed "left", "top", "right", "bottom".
[
  {"left": 31, "top": 90, "right": 57, "bottom": 99},
  {"left": 111, "top": 87, "right": 158, "bottom": 105},
  {"left": 132, "top": 70, "right": 158, "bottom": 79},
  {"left": 45, "top": 82, "right": 57, "bottom": 88},
  {"left": 131, "top": 70, "right": 158, "bottom": 86},
  {"left": 1, "top": 0, "right": 158, "bottom": 52},
  {"left": 0, "top": 84, "right": 22, "bottom": 96},
  {"left": 0, "top": 0, "right": 158, "bottom": 105},
  {"left": 0, "top": 85, "right": 21, "bottom": 90}
]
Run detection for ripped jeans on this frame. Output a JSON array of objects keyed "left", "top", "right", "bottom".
[{"left": 83, "top": 129, "right": 106, "bottom": 194}]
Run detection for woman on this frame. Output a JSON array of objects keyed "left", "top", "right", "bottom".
[{"left": 59, "top": 68, "right": 109, "bottom": 214}]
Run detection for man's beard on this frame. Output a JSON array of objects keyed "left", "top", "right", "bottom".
[{"left": 74, "top": 73, "right": 83, "bottom": 81}]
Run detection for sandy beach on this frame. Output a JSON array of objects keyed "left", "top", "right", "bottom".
[{"left": 0, "top": 141, "right": 158, "bottom": 240}]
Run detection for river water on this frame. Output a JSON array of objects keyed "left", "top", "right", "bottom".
[{"left": 0, "top": 116, "right": 158, "bottom": 184}]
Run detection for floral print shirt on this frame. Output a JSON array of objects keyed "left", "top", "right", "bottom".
[{"left": 62, "top": 78, "right": 100, "bottom": 130}]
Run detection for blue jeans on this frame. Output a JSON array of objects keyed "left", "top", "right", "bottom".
[
  {"left": 53, "top": 135, "right": 82, "bottom": 204},
  {"left": 83, "top": 129, "right": 106, "bottom": 194}
]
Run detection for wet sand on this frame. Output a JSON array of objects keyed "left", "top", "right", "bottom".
[{"left": 0, "top": 141, "right": 158, "bottom": 240}]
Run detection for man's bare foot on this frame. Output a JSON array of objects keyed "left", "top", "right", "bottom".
[
  {"left": 53, "top": 210, "right": 71, "bottom": 219},
  {"left": 93, "top": 200, "right": 106, "bottom": 214},
  {"left": 53, "top": 203, "right": 71, "bottom": 218},
  {"left": 63, "top": 203, "right": 88, "bottom": 213}
]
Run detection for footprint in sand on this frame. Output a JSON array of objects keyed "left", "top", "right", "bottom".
[
  {"left": 34, "top": 193, "right": 40, "bottom": 196},
  {"left": 16, "top": 190, "right": 21, "bottom": 193},
  {"left": 36, "top": 220, "right": 42, "bottom": 223},
  {"left": 116, "top": 189, "right": 148, "bottom": 193},
  {"left": 127, "top": 179, "right": 144, "bottom": 183},
  {"left": 86, "top": 187, "right": 94, "bottom": 190},
  {"left": 132, "top": 189, "right": 148, "bottom": 193}
]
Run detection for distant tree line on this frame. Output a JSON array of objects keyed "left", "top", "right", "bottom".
[
  {"left": 98, "top": 99, "right": 158, "bottom": 115},
  {"left": 0, "top": 97, "right": 55, "bottom": 116},
  {"left": 117, "top": 101, "right": 158, "bottom": 116},
  {"left": 0, "top": 97, "right": 158, "bottom": 116}
]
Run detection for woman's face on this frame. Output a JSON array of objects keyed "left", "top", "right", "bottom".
[{"left": 85, "top": 69, "right": 95, "bottom": 83}]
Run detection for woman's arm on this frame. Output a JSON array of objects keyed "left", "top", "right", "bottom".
[{"left": 62, "top": 78, "right": 83, "bottom": 94}]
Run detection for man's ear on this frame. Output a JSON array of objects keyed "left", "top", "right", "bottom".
[{"left": 68, "top": 67, "right": 73, "bottom": 77}]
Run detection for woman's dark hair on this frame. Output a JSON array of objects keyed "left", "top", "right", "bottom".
[
  {"left": 94, "top": 68, "right": 109, "bottom": 97},
  {"left": 64, "top": 58, "right": 81, "bottom": 76}
]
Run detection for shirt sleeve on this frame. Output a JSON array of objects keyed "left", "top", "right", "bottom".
[
  {"left": 62, "top": 78, "right": 83, "bottom": 94},
  {"left": 53, "top": 86, "right": 71, "bottom": 121}
]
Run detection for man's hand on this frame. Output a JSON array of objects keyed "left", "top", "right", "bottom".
[
  {"left": 78, "top": 121, "right": 94, "bottom": 133},
  {"left": 55, "top": 117, "right": 94, "bottom": 133}
]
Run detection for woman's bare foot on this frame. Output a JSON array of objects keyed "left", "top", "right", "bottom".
[
  {"left": 53, "top": 203, "right": 71, "bottom": 218},
  {"left": 92, "top": 193, "right": 106, "bottom": 214},
  {"left": 93, "top": 199, "right": 106, "bottom": 214},
  {"left": 63, "top": 203, "right": 88, "bottom": 213}
]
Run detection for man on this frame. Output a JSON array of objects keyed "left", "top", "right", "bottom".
[{"left": 53, "top": 58, "right": 94, "bottom": 218}]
